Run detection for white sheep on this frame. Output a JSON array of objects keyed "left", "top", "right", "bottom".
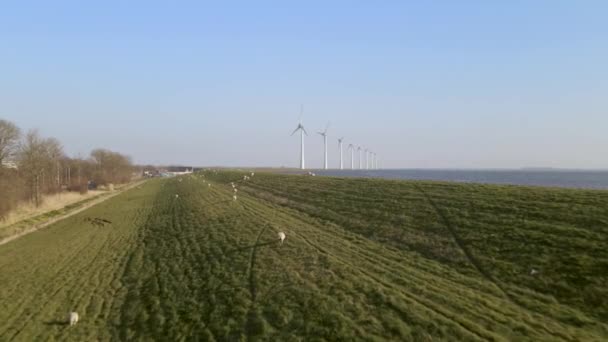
[
  {"left": 175, "top": 194, "right": 179, "bottom": 199},
  {"left": 278, "top": 232, "right": 286, "bottom": 245},
  {"left": 208, "top": 184, "right": 211, "bottom": 187},
  {"left": 530, "top": 269, "right": 538, "bottom": 276},
  {"left": 68, "top": 312, "right": 79, "bottom": 326},
  {"left": 233, "top": 188, "right": 238, "bottom": 193},
  {"left": 233, "top": 195, "right": 237, "bottom": 201},
  {"left": 251, "top": 172, "right": 255, "bottom": 176}
]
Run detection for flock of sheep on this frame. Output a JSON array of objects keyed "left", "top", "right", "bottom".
[
  {"left": 176, "top": 171, "right": 286, "bottom": 246},
  {"left": 68, "top": 171, "right": 282, "bottom": 327}
]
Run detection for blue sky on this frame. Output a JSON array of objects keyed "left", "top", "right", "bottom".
[{"left": 1, "top": 1, "right": 607, "bottom": 168}]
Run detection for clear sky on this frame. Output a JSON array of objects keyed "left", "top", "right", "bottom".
[{"left": 1, "top": 1, "right": 607, "bottom": 169}]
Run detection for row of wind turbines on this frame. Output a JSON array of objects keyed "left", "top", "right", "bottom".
[{"left": 290, "top": 108, "right": 379, "bottom": 170}]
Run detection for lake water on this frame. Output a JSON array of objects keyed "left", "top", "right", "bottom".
[{"left": 312, "top": 169, "right": 608, "bottom": 190}]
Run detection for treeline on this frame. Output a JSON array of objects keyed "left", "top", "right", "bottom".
[{"left": 0, "top": 119, "right": 135, "bottom": 219}]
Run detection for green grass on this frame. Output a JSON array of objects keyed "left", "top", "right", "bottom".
[
  {"left": 0, "top": 193, "right": 106, "bottom": 242},
  {"left": 0, "top": 171, "right": 606, "bottom": 341}
]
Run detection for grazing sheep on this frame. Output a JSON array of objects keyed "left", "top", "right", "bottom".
[
  {"left": 175, "top": 194, "right": 179, "bottom": 199},
  {"left": 251, "top": 172, "right": 255, "bottom": 176},
  {"left": 208, "top": 184, "right": 211, "bottom": 187},
  {"left": 530, "top": 269, "right": 538, "bottom": 276},
  {"left": 69, "top": 312, "right": 79, "bottom": 326},
  {"left": 278, "top": 232, "right": 286, "bottom": 245},
  {"left": 233, "top": 188, "right": 238, "bottom": 193},
  {"left": 233, "top": 195, "right": 238, "bottom": 201}
]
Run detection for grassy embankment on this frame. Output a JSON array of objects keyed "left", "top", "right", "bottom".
[
  {"left": 0, "top": 183, "right": 138, "bottom": 242},
  {"left": 0, "top": 171, "right": 606, "bottom": 341}
]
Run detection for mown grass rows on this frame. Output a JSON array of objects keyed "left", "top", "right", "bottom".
[
  {"left": 0, "top": 181, "right": 158, "bottom": 341},
  {"left": 418, "top": 182, "right": 608, "bottom": 321},
  {"left": 1, "top": 171, "right": 607, "bottom": 340},
  {"left": 204, "top": 170, "right": 608, "bottom": 339}
]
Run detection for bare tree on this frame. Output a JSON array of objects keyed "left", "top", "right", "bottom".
[
  {"left": 17, "top": 130, "right": 56, "bottom": 206},
  {"left": 90, "top": 149, "right": 133, "bottom": 185},
  {"left": 1, "top": 121, "right": 134, "bottom": 218},
  {"left": 0, "top": 119, "right": 21, "bottom": 165},
  {"left": 45, "top": 137, "right": 65, "bottom": 193}
]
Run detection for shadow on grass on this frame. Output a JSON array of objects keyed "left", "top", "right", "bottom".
[
  {"left": 43, "top": 320, "right": 67, "bottom": 326},
  {"left": 225, "top": 240, "right": 276, "bottom": 256},
  {"left": 200, "top": 200, "right": 234, "bottom": 209}
]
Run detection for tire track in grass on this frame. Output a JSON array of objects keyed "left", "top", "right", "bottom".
[
  {"left": 0, "top": 180, "right": 147, "bottom": 246},
  {"left": 415, "top": 185, "right": 576, "bottom": 341},
  {"left": 415, "top": 185, "right": 516, "bottom": 299},
  {"left": 2, "top": 194, "right": 142, "bottom": 339},
  {"left": 232, "top": 195, "right": 493, "bottom": 340},
  {"left": 0, "top": 227, "right": 101, "bottom": 318},
  {"left": 240, "top": 191, "right": 504, "bottom": 303},
  {"left": 223, "top": 173, "right": 596, "bottom": 340},
  {"left": 294, "top": 228, "right": 492, "bottom": 341},
  {"left": 0, "top": 231, "right": 102, "bottom": 338},
  {"left": 66, "top": 205, "right": 151, "bottom": 341},
  {"left": 239, "top": 189, "right": 583, "bottom": 341},
  {"left": 205, "top": 171, "right": 606, "bottom": 340},
  {"left": 7, "top": 232, "right": 115, "bottom": 341},
  {"left": 11, "top": 202, "right": 143, "bottom": 342}
]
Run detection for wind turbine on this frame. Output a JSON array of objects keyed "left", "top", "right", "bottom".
[
  {"left": 290, "top": 105, "right": 307, "bottom": 169},
  {"left": 317, "top": 122, "right": 330, "bottom": 170},
  {"left": 372, "top": 152, "right": 376, "bottom": 170},
  {"left": 365, "top": 148, "right": 369, "bottom": 170},
  {"left": 357, "top": 146, "right": 362, "bottom": 169},
  {"left": 348, "top": 144, "right": 355, "bottom": 169},
  {"left": 338, "top": 137, "right": 344, "bottom": 170}
]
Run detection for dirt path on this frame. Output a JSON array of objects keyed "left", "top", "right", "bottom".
[{"left": 0, "top": 180, "right": 147, "bottom": 246}]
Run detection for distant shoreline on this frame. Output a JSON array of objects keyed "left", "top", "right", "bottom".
[{"left": 293, "top": 169, "right": 608, "bottom": 190}]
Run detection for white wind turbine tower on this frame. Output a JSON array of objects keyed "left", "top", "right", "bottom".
[
  {"left": 348, "top": 144, "right": 355, "bottom": 169},
  {"left": 338, "top": 137, "right": 344, "bottom": 170},
  {"left": 365, "top": 148, "right": 369, "bottom": 170},
  {"left": 372, "top": 152, "right": 376, "bottom": 169},
  {"left": 290, "top": 105, "right": 307, "bottom": 169},
  {"left": 357, "top": 146, "right": 363, "bottom": 169},
  {"left": 317, "top": 122, "right": 330, "bottom": 170}
]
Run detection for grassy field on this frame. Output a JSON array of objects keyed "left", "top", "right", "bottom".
[{"left": 0, "top": 171, "right": 606, "bottom": 341}]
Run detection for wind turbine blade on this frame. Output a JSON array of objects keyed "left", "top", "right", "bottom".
[
  {"left": 325, "top": 121, "right": 330, "bottom": 133},
  {"left": 290, "top": 126, "right": 300, "bottom": 136},
  {"left": 302, "top": 127, "right": 308, "bottom": 135}
]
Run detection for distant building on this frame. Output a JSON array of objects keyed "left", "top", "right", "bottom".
[{"left": 169, "top": 168, "right": 193, "bottom": 176}]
